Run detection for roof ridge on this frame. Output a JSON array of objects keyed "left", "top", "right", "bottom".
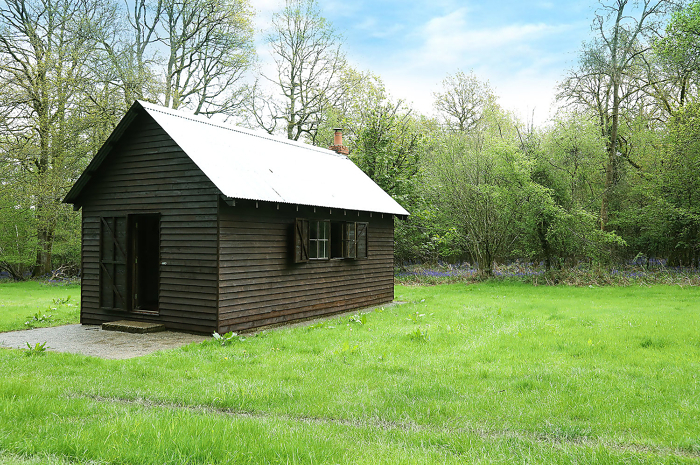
[{"left": 143, "top": 103, "right": 347, "bottom": 159}]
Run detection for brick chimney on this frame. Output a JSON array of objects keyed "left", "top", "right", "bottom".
[{"left": 328, "top": 128, "right": 349, "bottom": 155}]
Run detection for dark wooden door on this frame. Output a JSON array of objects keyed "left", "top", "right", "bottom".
[{"left": 99, "top": 216, "right": 129, "bottom": 310}]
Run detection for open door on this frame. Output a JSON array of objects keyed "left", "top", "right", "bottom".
[{"left": 130, "top": 214, "right": 160, "bottom": 313}]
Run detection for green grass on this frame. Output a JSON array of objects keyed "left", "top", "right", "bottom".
[
  {"left": 1, "top": 281, "right": 699, "bottom": 464},
  {"left": 0, "top": 280, "right": 80, "bottom": 332}
]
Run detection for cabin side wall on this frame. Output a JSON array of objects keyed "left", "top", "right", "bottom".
[
  {"left": 218, "top": 201, "right": 395, "bottom": 332},
  {"left": 79, "top": 112, "right": 220, "bottom": 333}
]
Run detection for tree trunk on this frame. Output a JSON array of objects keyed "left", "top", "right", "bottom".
[
  {"left": 600, "top": 153, "right": 615, "bottom": 230},
  {"left": 600, "top": 78, "right": 620, "bottom": 231},
  {"left": 32, "top": 225, "right": 54, "bottom": 277},
  {"left": 477, "top": 248, "right": 494, "bottom": 277},
  {"left": 538, "top": 220, "right": 551, "bottom": 271}
]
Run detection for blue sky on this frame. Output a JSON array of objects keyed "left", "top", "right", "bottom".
[{"left": 254, "top": 0, "right": 598, "bottom": 125}]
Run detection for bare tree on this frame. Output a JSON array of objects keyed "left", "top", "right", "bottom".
[
  {"left": 262, "top": 0, "right": 345, "bottom": 140},
  {"left": 90, "top": 0, "right": 255, "bottom": 118},
  {"left": 433, "top": 70, "right": 498, "bottom": 133},
  {"left": 559, "top": 0, "right": 676, "bottom": 230},
  {"left": 161, "top": 0, "right": 255, "bottom": 115},
  {"left": 94, "top": 0, "right": 164, "bottom": 109}
]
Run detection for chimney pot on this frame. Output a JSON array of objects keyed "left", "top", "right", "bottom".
[
  {"left": 333, "top": 128, "right": 343, "bottom": 146},
  {"left": 329, "top": 128, "right": 349, "bottom": 155}
]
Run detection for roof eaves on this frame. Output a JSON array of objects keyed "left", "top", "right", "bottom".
[{"left": 220, "top": 194, "right": 409, "bottom": 217}]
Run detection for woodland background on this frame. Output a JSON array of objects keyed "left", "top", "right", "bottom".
[{"left": 1, "top": 0, "right": 699, "bottom": 279}]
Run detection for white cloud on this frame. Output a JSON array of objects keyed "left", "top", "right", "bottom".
[
  {"left": 414, "top": 8, "right": 570, "bottom": 69},
  {"left": 354, "top": 17, "right": 406, "bottom": 39},
  {"left": 249, "top": 1, "right": 585, "bottom": 127},
  {"left": 360, "top": 7, "right": 576, "bottom": 125}
]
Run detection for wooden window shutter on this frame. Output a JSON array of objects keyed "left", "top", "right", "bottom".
[
  {"left": 344, "top": 222, "right": 357, "bottom": 259},
  {"left": 294, "top": 218, "right": 309, "bottom": 263},
  {"left": 356, "top": 222, "right": 368, "bottom": 259},
  {"left": 99, "top": 216, "right": 129, "bottom": 310}
]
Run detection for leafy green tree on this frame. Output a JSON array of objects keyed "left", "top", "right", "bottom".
[
  {"left": 622, "top": 102, "right": 700, "bottom": 265},
  {"left": 350, "top": 104, "right": 427, "bottom": 203},
  {"left": 0, "top": 0, "right": 113, "bottom": 276},
  {"left": 652, "top": 1, "right": 700, "bottom": 115},
  {"left": 425, "top": 109, "right": 536, "bottom": 276},
  {"left": 520, "top": 112, "right": 625, "bottom": 268},
  {"left": 541, "top": 112, "right": 607, "bottom": 212},
  {"left": 316, "top": 68, "right": 429, "bottom": 204},
  {"left": 0, "top": 167, "right": 37, "bottom": 279},
  {"left": 559, "top": 0, "right": 675, "bottom": 231},
  {"left": 663, "top": 102, "right": 700, "bottom": 264},
  {"left": 433, "top": 70, "right": 498, "bottom": 133}
]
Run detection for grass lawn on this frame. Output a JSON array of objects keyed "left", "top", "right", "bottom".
[
  {"left": 0, "top": 280, "right": 80, "bottom": 332},
  {"left": 0, "top": 281, "right": 699, "bottom": 464}
]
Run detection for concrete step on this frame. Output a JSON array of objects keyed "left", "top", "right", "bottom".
[{"left": 102, "top": 320, "right": 166, "bottom": 334}]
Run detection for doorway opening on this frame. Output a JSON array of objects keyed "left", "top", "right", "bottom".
[{"left": 130, "top": 214, "right": 160, "bottom": 313}]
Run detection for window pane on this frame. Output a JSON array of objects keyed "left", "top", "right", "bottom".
[{"left": 345, "top": 222, "right": 356, "bottom": 258}]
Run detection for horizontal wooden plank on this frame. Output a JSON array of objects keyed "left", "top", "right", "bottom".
[
  {"left": 160, "top": 271, "right": 217, "bottom": 280},
  {"left": 159, "top": 276, "right": 218, "bottom": 287},
  {"left": 95, "top": 155, "right": 203, "bottom": 170},
  {"left": 219, "top": 294, "right": 394, "bottom": 332},
  {"left": 220, "top": 281, "right": 392, "bottom": 308},
  {"left": 84, "top": 197, "right": 217, "bottom": 208},
  {"left": 157, "top": 289, "right": 218, "bottom": 302},
  {"left": 161, "top": 228, "right": 219, "bottom": 237},
  {"left": 83, "top": 172, "right": 212, "bottom": 186},
  {"left": 86, "top": 185, "right": 219, "bottom": 199},
  {"left": 83, "top": 207, "right": 218, "bottom": 217},
  {"left": 219, "top": 282, "right": 393, "bottom": 313},
  {"left": 219, "top": 258, "right": 392, "bottom": 271},
  {"left": 220, "top": 273, "right": 393, "bottom": 295},
  {"left": 158, "top": 309, "right": 217, "bottom": 321}
]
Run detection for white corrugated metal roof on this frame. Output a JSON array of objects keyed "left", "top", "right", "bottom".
[{"left": 139, "top": 101, "right": 409, "bottom": 216}]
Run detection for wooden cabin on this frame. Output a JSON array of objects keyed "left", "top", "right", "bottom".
[{"left": 64, "top": 101, "right": 408, "bottom": 334}]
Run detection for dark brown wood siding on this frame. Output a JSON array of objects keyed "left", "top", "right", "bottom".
[
  {"left": 218, "top": 200, "right": 395, "bottom": 332},
  {"left": 78, "top": 112, "right": 220, "bottom": 333}
]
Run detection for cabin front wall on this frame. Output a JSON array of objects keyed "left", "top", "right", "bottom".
[
  {"left": 218, "top": 200, "right": 395, "bottom": 332},
  {"left": 78, "top": 112, "right": 220, "bottom": 333}
]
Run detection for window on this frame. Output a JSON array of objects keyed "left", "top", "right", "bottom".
[
  {"left": 309, "top": 220, "right": 330, "bottom": 260},
  {"left": 295, "top": 218, "right": 367, "bottom": 263},
  {"left": 344, "top": 222, "right": 368, "bottom": 259}
]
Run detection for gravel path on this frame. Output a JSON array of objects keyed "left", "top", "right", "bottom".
[{"left": 0, "top": 324, "right": 208, "bottom": 359}]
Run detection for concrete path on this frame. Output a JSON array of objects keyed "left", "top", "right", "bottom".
[{"left": 0, "top": 324, "right": 208, "bottom": 359}]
